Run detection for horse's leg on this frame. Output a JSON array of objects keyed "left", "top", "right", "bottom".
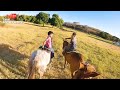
[
  {"left": 38, "top": 68, "right": 44, "bottom": 79},
  {"left": 39, "top": 71, "right": 44, "bottom": 79}
]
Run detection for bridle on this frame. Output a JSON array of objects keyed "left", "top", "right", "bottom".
[
  {"left": 74, "top": 62, "right": 99, "bottom": 79},
  {"left": 74, "top": 62, "right": 89, "bottom": 79},
  {"left": 81, "top": 62, "right": 89, "bottom": 74}
]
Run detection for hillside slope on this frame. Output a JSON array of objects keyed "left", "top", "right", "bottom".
[{"left": 0, "top": 23, "right": 120, "bottom": 79}]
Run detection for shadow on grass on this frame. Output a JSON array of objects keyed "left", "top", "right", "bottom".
[
  {"left": 24, "top": 41, "right": 34, "bottom": 45},
  {"left": 0, "top": 44, "right": 29, "bottom": 78}
]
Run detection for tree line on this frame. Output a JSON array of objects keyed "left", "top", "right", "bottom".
[
  {"left": 0, "top": 12, "right": 64, "bottom": 29},
  {"left": 99, "top": 32, "right": 120, "bottom": 42},
  {"left": 16, "top": 12, "right": 64, "bottom": 28}
]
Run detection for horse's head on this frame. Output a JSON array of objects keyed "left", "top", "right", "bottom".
[
  {"left": 62, "top": 38, "right": 69, "bottom": 49},
  {"left": 73, "top": 62, "right": 100, "bottom": 79}
]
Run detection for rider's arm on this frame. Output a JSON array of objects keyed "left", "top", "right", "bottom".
[
  {"left": 43, "top": 40, "right": 46, "bottom": 46},
  {"left": 65, "top": 38, "right": 71, "bottom": 39},
  {"left": 43, "top": 38, "right": 48, "bottom": 47}
]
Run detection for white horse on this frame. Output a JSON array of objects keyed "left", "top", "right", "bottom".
[{"left": 28, "top": 49, "right": 51, "bottom": 79}]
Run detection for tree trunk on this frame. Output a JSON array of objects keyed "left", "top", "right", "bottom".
[{"left": 43, "top": 23, "right": 44, "bottom": 27}]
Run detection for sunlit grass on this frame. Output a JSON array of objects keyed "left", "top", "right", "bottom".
[{"left": 0, "top": 22, "right": 120, "bottom": 79}]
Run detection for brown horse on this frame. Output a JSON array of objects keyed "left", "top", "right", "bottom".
[
  {"left": 62, "top": 39, "right": 100, "bottom": 79},
  {"left": 62, "top": 39, "right": 84, "bottom": 78},
  {"left": 72, "top": 62, "right": 100, "bottom": 79}
]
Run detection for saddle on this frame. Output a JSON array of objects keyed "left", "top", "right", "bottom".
[
  {"left": 39, "top": 46, "right": 51, "bottom": 52},
  {"left": 39, "top": 46, "right": 54, "bottom": 59},
  {"left": 66, "top": 50, "right": 78, "bottom": 54}
]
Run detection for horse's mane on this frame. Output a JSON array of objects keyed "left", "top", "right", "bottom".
[
  {"left": 64, "top": 40, "right": 69, "bottom": 44},
  {"left": 66, "top": 51, "right": 84, "bottom": 62}
]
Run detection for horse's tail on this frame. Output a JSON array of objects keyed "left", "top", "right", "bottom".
[{"left": 28, "top": 58, "right": 37, "bottom": 79}]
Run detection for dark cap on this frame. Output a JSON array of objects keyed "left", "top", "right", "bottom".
[
  {"left": 73, "top": 32, "right": 76, "bottom": 36},
  {"left": 48, "top": 31, "right": 54, "bottom": 35}
]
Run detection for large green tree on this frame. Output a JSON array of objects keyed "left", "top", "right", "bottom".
[
  {"left": 31, "top": 16, "right": 36, "bottom": 23},
  {"left": 36, "top": 12, "right": 49, "bottom": 26},
  {"left": 50, "top": 14, "right": 64, "bottom": 28}
]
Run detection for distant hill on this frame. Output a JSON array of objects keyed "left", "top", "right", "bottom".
[{"left": 63, "top": 22, "right": 120, "bottom": 42}]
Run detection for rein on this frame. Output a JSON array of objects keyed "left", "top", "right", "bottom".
[{"left": 81, "top": 62, "right": 89, "bottom": 73}]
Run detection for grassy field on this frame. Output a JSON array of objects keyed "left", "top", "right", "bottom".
[{"left": 0, "top": 22, "right": 120, "bottom": 79}]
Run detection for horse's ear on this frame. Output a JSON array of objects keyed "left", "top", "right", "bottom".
[
  {"left": 73, "top": 70, "right": 78, "bottom": 76},
  {"left": 72, "top": 70, "right": 79, "bottom": 79}
]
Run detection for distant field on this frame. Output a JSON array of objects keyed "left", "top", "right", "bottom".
[{"left": 0, "top": 23, "right": 120, "bottom": 79}]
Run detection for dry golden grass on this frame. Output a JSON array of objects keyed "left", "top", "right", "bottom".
[{"left": 0, "top": 22, "right": 120, "bottom": 79}]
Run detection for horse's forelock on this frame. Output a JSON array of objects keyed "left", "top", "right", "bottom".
[{"left": 64, "top": 40, "right": 69, "bottom": 45}]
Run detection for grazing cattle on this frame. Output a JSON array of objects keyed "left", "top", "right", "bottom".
[
  {"left": 28, "top": 49, "right": 51, "bottom": 79},
  {"left": 62, "top": 39, "right": 84, "bottom": 78},
  {"left": 73, "top": 62, "right": 100, "bottom": 79}
]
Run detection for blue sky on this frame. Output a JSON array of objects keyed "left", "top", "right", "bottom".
[{"left": 0, "top": 11, "right": 120, "bottom": 38}]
